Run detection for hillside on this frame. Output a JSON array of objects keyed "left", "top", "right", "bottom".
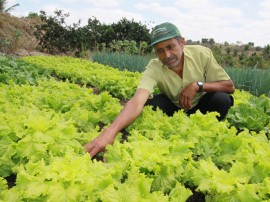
[{"left": 0, "top": 13, "right": 43, "bottom": 56}]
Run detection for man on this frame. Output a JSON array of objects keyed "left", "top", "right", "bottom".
[{"left": 85, "top": 22, "right": 235, "bottom": 158}]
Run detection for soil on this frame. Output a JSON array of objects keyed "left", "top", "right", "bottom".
[
  {"left": 187, "top": 189, "right": 205, "bottom": 202},
  {"left": 5, "top": 174, "right": 16, "bottom": 189}
]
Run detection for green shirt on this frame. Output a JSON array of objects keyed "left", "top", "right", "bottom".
[{"left": 138, "top": 45, "right": 231, "bottom": 108}]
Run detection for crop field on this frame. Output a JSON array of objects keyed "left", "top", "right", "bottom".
[{"left": 0, "top": 55, "right": 270, "bottom": 201}]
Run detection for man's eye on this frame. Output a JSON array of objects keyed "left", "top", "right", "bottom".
[{"left": 167, "top": 45, "right": 174, "bottom": 50}]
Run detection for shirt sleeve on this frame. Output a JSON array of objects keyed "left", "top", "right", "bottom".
[
  {"left": 204, "top": 48, "right": 231, "bottom": 82},
  {"left": 137, "top": 61, "right": 158, "bottom": 94}
]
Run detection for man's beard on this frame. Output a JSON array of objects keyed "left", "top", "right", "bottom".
[{"left": 163, "top": 55, "right": 180, "bottom": 68}]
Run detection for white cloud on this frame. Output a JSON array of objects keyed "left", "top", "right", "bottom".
[
  {"left": 135, "top": 1, "right": 245, "bottom": 44},
  {"left": 28, "top": 0, "right": 40, "bottom": 3},
  {"left": 145, "top": 1, "right": 268, "bottom": 45},
  {"left": 135, "top": 2, "right": 186, "bottom": 27},
  {"left": 259, "top": 0, "right": 270, "bottom": 19},
  {"left": 61, "top": 0, "right": 78, "bottom": 3},
  {"left": 61, "top": 0, "right": 121, "bottom": 7},
  {"left": 40, "top": 4, "right": 65, "bottom": 15},
  {"left": 135, "top": 2, "right": 180, "bottom": 15},
  {"left": 66, "top": 8, "right": 143, "bottom": 25},
  {"left": 5, "top": 0, "right": 19, "bottom": 8},
  {"left": 173, "top": 0, "right": 213, "bottom": 9}
]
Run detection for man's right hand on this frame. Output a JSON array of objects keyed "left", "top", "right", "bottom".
[
  {"left": 84, "top": 128, "right": 116, "bottom": 158},
  {"left": 85, "top": 88, "right": 150, "bottom": 158}
]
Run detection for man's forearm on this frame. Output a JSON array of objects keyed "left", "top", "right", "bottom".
[
  {"left": 202, "top": 80, "right": 235, "bottom": 94},
  {"left": 107, "top": 98, "right": 144, "bottom": 136}
]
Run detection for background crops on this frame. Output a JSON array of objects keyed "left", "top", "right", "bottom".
[{"left": 92, "top": 52, "right": 270, "bottom": 97}]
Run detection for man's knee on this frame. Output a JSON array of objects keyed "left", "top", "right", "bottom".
[
  {"left": 209, "top": 92, "right": 233, "bottom": 120},
  {"left": 145, "top": 94, "right": 179, "bottom": 116},
  {"left": 197, "top": 92, "right": 233, "bottom": 121}
]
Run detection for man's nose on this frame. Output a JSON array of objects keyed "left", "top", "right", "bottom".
[{"left": 164, "top": 50, "right": 171, "bottom": 58}]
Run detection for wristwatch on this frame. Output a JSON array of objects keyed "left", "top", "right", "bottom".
[{"left": 197, "top": 81, "right": 204, "bottom": 93}]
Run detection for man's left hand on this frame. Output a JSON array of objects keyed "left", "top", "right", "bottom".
[{"left": 179, "top": 82, "right": 198, "bottom": 110}]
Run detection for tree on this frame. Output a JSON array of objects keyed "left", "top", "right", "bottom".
[
  {"left": 0, "top": 0, "right": 19, "bottom": 13},
  {"left": 201, "top": 38, "right": 209, "bottom": 44},
  {"left": 226, "top": 47, "right": 231, "bottom": 55},
  {"left": 34, "top": 10, "right": 73, "bottom": 53},
  {"left": 243, "top": 44, "right": 250, "bottom": 52},
  {"left": 248, "top": 42, "right": 254, "bottom": 46},
  {"left": 208, "top": 38, "right": 215, "bottom": 46},
  {"left": 262, "top": 44, "right": 270, "bottom": 60},
  {"left": 111, "top": 18, "right": 150, "bottom": 44},
  {"left": 86, "top": 17, "right": 109, "bottom": 48}
]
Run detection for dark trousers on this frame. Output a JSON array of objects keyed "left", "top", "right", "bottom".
[{"left": 145, "top": 92, "right": 234, "bottom": 121}]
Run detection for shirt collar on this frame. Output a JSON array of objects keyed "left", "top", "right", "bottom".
[{"left": 183, "top": 46, "right": 192, "bottom": 59}]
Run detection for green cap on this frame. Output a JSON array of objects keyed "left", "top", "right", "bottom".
[{"left": 149, "top": 22, "right": 181, "bottom": 47}]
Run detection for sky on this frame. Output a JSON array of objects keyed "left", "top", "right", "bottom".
[{"left": 6, "top": 0, "right": 270, "bottom": 47}]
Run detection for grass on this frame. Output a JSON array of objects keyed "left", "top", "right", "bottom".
[
  {"left": 92, "top": 52, "right": 154, "bottom": 72},
  {"left": 225, "top": 67, "right": 270, "bottom": 97},
  {"left": 92, "top": 52, "right": 270, "bottom": 97}
]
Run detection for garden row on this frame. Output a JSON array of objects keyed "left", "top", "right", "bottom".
[
  {"left": 0, "top": 56, "right": 269, "bottom": 201},
  {"left": 21, "top": 56, "right": 270, "bottom": 134}
]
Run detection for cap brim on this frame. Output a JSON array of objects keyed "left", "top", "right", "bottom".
[{"left": 148, "top": 35, "right": 177, "bottom": 48}]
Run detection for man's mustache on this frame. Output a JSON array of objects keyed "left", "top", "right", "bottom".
[{"left": 164, "top": 56, "right": 177, "bottom": 63}]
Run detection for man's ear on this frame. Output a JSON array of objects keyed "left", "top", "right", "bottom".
[{"left": 180, "top": 37, "right": 185, "bottom": 47}]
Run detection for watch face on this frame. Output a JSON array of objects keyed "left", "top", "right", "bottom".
[{"left": 197, "top": 81, "right": 203, "bottom": 92}]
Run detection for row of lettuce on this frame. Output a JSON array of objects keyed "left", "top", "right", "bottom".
[
  {"left": 0, "top": 55, "right": 269, "bottom": 201},
  {"left": 20, "top": 56, "right": 270, "bottom": 134}
]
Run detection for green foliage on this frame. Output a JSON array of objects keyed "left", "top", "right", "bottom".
[
  {"left": 0, "top": 55, "right": 270, "bottom": 201},
  {"left": 262, "top": 44, "right": 270, "bottom": 60},
  {"left": 0, "top": 56, "right": 52, "bottom": 84},
  {"left": 31, "top": 9, "right": 270, "bottom": 70},
  {"left": 226, "top": 67, "right": 270, "bottom": 96},
  {"left": 26, "top": 12, "right": 39, "bottom": 19},
  {"left": 227, "top": 94, "right": 270, "bottom": 133},
  {"left": 0, "top": 78, "right": 122, "bottom": 177},
  {"left": 0, "top": 29, "right": 23, "bottom": 53},
  {"left": 22, "top": 56, "right": 141, "bottom": 99},
  {"left": 201, "top": 38, "right": 215, "bottom": 45},
  {"left": 34, "top": 11, "right": 150, "bottom": 56},
  {"left": 210, "top": 44, "right": 270, "bottom": 69},
  {"left": 109, "top": 18, "right": 150, "bottom": 44},
  {"left": 92, "top": 52, "right": 153, "bottom": 72},
  {"left": 34, "top": 10, "right": 80, "bottom": 54}
]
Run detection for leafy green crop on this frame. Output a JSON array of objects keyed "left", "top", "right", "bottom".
[
  {"left": 0, "top": 56, "right": 52, "bottom": 85},
  {"left": 0, "top": 55, "right": 269, "bottom": 201},
  {"left": 227, "top": 94, "right": 270, "bottom": 133},
  {"left": 22, "top": 56, "right": 141, "bottom": 99}
]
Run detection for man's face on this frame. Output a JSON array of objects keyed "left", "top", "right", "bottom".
[{"left": 154, "top": 37, "right": 185, "bottom": 69}]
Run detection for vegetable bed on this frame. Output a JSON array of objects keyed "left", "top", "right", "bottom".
[{"left": 0, "top": 56, "right": 269, "bottom": 201}]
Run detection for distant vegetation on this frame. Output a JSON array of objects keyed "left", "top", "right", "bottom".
[
  {"left": 1, "top": 10, "right": 269, "bottom": 69},
  {"left": 1, "top": 9, "right": 270, "bottom": 96},
  {"left": 30, "top": 10, "right": 270, "bottom": 69}
]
